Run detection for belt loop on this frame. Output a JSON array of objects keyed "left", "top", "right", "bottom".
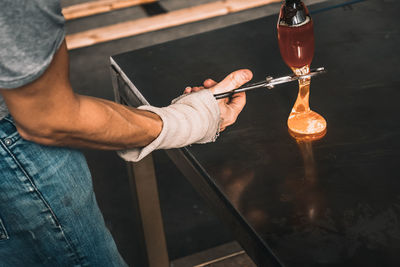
[
  {"left": 3, "top": 114, "right": 15, "bottom": 126},
  {"left": 0, "top": 114, "right": 18, "bottom": 140}
]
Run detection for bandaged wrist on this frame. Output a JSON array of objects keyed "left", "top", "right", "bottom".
[{"left": 118, "top": 89, "right": 220, "bottom": 162}]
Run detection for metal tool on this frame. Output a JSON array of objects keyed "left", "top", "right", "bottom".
[{"left": 214, "top": 67, "right": 326, "bottom": 99}]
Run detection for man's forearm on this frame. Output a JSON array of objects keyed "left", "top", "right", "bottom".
[
  {"left": 17, "top": 94, "right": 162, "bottom": 150},
  {"left": 0, "top": 40, "right": 162, "bottom": 150}
]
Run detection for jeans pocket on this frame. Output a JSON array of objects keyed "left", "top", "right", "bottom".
[{"left": 0, "top": 215, "right": 9, "bottom": 241}]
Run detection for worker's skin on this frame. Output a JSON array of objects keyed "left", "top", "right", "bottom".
[{"left": 0, "top": 40, "right": 252, "bottom": 150}]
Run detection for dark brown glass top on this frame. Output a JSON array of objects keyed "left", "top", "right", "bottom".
[{"left": 112, "top": 0, "right": 400, "bottom": 265}]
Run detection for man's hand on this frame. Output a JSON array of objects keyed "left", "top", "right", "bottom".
[{"left": 183, "top": 69, "right": 253, "bottom": 131}]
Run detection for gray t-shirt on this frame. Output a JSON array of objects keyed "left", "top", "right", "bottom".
[{"left": 0, "top": 0, "right": 65, "bottom": 120}]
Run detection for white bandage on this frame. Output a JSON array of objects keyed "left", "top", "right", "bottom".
[{"left": 118, "top": 89, "right": 220, "bottom": 162}]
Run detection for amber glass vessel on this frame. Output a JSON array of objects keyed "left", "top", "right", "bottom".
[
  {"left": 278, "top": 15, "right": 314, "bottom": 68},
  {"left": 277, "top": 0, "right": 326, "bottom": 139}
]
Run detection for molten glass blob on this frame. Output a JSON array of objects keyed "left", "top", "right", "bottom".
[
  {"left": 277, "top": 2, "right": 327, "bottom": 139},
  {"left": 287, "top": 66, "right": 327, "bottom": 140}
]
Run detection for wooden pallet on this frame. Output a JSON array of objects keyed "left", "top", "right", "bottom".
[
  {"left": 65, "top": 0, "right": 280, "bottom": 50},
  {"left": 62, "top": 0, "right": 157, "bottom": 20}
]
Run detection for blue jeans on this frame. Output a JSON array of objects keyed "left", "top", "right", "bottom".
[{"left": 0, "top": 115, "right": 127, "bottom": 267}]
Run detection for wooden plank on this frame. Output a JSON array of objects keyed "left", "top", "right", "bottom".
[
  {"left": 196, "top": 252, "right": 256, "bottom": 267},
  {"left": 66, "top": 0, "right": 281, "bottom": 50},
  {"left": 62, "top": 0, "right": 157, "bottom": 20},
  {"left": 171, "top": 241, "right": 256, "bottom": 267}
]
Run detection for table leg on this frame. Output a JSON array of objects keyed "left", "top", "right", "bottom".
[{"left": 126, "top": 154, "right": 170, "bottom": 267}]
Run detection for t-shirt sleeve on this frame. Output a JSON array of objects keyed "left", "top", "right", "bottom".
[{"left": 0, "top": 0, "right": 66, "bottom": 89}]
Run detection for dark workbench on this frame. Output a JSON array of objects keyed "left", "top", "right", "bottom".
[{"left": 111, "top": 0, "right": 400, "bottom": 265}]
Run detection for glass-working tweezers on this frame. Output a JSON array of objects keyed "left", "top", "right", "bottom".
[{"left": 214, "top": 67, "right": 326, "bottom": 99}]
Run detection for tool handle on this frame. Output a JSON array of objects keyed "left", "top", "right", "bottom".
[{"left": 214, "top": 81, "right": 268, "bottom": 99}]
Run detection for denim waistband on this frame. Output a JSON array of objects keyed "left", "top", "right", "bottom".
[{"left": 0, "top": 114, "right": 18, "bottom": 140}]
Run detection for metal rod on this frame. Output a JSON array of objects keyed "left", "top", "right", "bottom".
[{"left": 214, "top": 67, "right": 326, "bottom": 100}]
